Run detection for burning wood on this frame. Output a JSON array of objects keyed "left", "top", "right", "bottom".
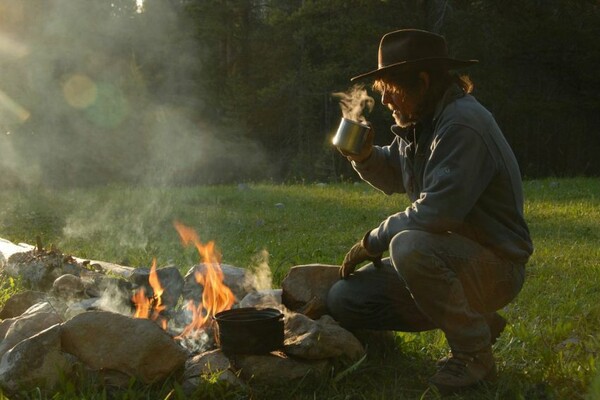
[{"left": 129, "top": 222, "right": 235, "bottom": 341}]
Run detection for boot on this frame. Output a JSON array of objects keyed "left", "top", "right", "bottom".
[
  {"left": 429, "top": 346, "right": 496, "bottom": 396},
  {"left": 436, "top": 312, "right": 506, "bottom": 367}
]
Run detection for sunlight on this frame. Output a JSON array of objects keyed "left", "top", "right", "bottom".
[
  {"left": 0, "top": 33, "right": 28, "bottom": 59},
  {"left": 0, "top": 88, "right": 30, "bottom": 122},
  {"left": 136, "top": 0, "right": 144, "bottom": 14}
]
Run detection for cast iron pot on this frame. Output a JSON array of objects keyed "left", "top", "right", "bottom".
[{"left": 213, "top": 307, "right": 284, "bottom": 355}]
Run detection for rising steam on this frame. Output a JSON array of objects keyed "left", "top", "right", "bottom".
[
  {"left": 331, "top": 84, "right": 374, "bottom": 123},
  {"left": 0, "top": 1, "right": 271, "bottom": 189}
]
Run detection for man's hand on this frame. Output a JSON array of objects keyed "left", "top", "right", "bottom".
[
  {"left": 340, "top": 239, "right": 383, "bottom": 279},
  {"left": 337, "top": 127, "right": 375, "bottom": 163}
]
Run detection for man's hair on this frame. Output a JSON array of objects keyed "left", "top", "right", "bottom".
[
  {"left": 373, "top": 66, "right": 474, "bottom": 95},
  {"left": 373, "top": 65, "right": 474, "bottom": 119}
]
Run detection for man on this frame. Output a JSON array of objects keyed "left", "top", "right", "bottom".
[{"left": 327, "top": 29, "right": 533, "bottom": 395}]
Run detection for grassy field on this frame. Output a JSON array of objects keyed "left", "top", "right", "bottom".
[{"left": 0, "top": 178, "right": 599, "bottom": 399}]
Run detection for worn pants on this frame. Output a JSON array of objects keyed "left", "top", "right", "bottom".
[{"left": 327, "top": 230, "right": 525, "bottom": 353}]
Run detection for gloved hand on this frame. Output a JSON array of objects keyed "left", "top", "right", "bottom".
[
  {"left": 340, "top": 236, "right": 383, "bottom": 279},
  {"left": 337, "top": 126, "right": 375, "bottom": 163}
]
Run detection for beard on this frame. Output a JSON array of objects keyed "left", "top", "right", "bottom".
[{"left": 393, "top": 110, "right": 419, "bottom": 128}]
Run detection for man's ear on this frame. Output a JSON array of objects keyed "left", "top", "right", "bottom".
[{"left": 418, "top": 71, "right": 430, "bottom": 94}]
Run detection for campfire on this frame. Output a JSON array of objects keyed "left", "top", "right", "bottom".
[
  {"left": 0, "top": 229, "right": 366, "bottom": 397},
  {"left": 130, "top": 221, "right": 235, "bottom": 345}
]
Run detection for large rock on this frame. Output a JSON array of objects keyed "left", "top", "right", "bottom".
[
  {"left": 182, "top": 349, "right": 244, "bottom": 395},
  {"left": 0, "top": 290, "right": 47, "bottom": 319},
  {"left": 281, "top": 264, "right": 340, "bottom": 319},
  {"left": 130, "top": 265, "right": 184, "bottom": 311},
  {"left": 4, "top": 249, "right": 82, "bottom": 291},
  {"left": 0, "top": 311, "right": 63, "bottom": 358},
  {"left": 0, "top": 324, "right": 75, "bottom": 397},
  {"left": 232, "top": 351, "right": 329, "bottom": 384},
  {"left": 183, "top": 263, "right": 257, "bottom": 304},
  {"left": 60, "top": 311, "right": 189, "bottom": 384},
  {"left": 52, "top": 274, "right": 85, "bottom": 300},
  {"left": 284, "top": 313, "right": 364, "bottom": 361}
]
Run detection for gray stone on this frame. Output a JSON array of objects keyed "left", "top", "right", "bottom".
[
  {"left": 0, "top": 290, "right": 47, "bottom": 319},
  {"left": 61, "top": 311, "right": 189, "bottom": 384},
  {"left": 130, "top": 265, "right": 184, "bottom": 311},
  {"left": 64, "top": 298, "right": 103, "bottom": 320},
  {"left": 181, "top": 349, "right": 244, "bottom": 395},
  {"left": 0, "top": 324, "right": 75, "bottom": 397},
  {"left": 52, "top": 274, "right": 85, "bottom": 299},
  {"left": 284, "top": 313, "right": 365, "bottom": 361},
  {"left": 232, "top": 351, "right": 329, "bottom": 384},
  {"left": 239, "top": 289, "right": 282, "bottom": 309},
  {"left": 0, "top": 311, "right": 63, "bottom": 359},
  {"left": 281, "top": 264, "right": 340, "bottom": 319},
  {"left": 183, "top": 263, "right": 257, "bottom": 304}
]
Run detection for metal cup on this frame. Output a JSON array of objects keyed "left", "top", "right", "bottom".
[{"left": 332, "top": 117, "right": 370, "bottom": 155}]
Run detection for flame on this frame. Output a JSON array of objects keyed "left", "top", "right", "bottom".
[
  {"left": 174, "top": 221, "right": 235, "bottom": 338},
  {"left": 131, "top": 259, "right": 167, "bottom": 329}
]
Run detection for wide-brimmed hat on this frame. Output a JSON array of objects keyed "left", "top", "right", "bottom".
[{"left": 351, "top": 29, "right": 478, "bottom": 82}]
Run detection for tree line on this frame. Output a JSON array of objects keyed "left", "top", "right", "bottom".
[{"left": 1, "top": 0, "right": 598, "bottom": 187}]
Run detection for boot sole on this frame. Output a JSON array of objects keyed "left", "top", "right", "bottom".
[{"left": 429, "top": 366, "right": 497, "bottom": 396}]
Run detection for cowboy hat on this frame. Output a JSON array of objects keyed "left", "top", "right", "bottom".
[{"left": 351, "top": 29, "right": 478, "bottom": 82}]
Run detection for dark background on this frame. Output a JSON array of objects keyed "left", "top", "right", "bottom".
[{"left": 1, "top": 0, "right": 598, "bottom": 186}]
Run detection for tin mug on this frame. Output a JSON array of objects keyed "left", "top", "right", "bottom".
[{"left": 332, "top": 117, "right": 370, "bottom": 155}]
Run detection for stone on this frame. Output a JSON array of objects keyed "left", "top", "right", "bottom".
[
  {"left": 0, "top": 324, "right": 75, "bottom": 397},
  {"left": 84, "top": 275, "right": 133, "bottom": 315},
  {"left": 239, "top": 289, "right": 282, "bottom": 309},
  {"left": 0, "top": 290, "right": 47, "bottom": 319},
  {"left": 0, "top": 311, "right": 63, "bottom": 359},
  {"left": 232, "top": 351, "right": 329, "bottom": 384},
  {"left": 130, "top": 265, "right": 184, "bottom": 311},
  {"left": 61, "top": 311, "right": 189, "bottom": 384},
  {"left": 181, "top": 349, "right": 244, "bottom": 395},
  {"left": 183, "top": 263, "right": 257, "bottom": 304},
  {"left": 64, "top": 298, "right": 103, "bottom": 320},
  {"left": 283, "top": 313, "right": 365, "bottom": 361},
  {"left": 52, "top": 274, "right": 85, "bottom": 299},
  {"left": 281, "top": 264, "right": 340, "bottom": 319}
]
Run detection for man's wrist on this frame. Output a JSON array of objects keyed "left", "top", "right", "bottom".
[{"left": 362, "top": 229, "right": 386, "bottom": 255}]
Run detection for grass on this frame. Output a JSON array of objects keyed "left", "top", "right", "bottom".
[{"left": 0, "top": 178, "right": 599, "bottom": 399}]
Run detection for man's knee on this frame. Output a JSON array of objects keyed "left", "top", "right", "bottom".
[
  {"left": 389, "top": 230, "right": 438, "bottom": 281},
  {"left": 326, "top": 279, "right": 352, "bottom": 322}
]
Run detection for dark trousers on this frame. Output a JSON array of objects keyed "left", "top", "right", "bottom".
[{"left": 327, "top": 230, "right": 525, "bottom": 353}]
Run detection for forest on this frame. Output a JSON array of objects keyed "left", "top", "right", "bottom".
[{"left": 0, "top": 0, "right": 599, "bottom": 186}]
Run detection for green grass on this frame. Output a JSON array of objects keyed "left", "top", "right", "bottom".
[{"left": 0, "top": 178, "right": 599, "bottom": 399}]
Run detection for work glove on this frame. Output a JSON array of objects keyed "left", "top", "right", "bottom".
[
  {"left": 337, "top": 126, "right": 375, "bottom": 163},
  {"left": 340, "top": 234, "right": 383, "bottom": 279}
]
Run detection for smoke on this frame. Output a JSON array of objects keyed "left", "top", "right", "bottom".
[
  {"left": 247, "top": 249, "right": 272, "bottom": 291},
  {"left": 0, "top": 1, "right": 271, "bottom": 189},
  {"left": 331, "top": 84, "right": 374, "bottom": 123}
]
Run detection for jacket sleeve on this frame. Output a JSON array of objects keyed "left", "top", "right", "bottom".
[
  {"left": 366, "top": 124, "right": 497, "bottom": 254},
  {"left": 351, "top": 137, "right": 406, "bottom": 195}
]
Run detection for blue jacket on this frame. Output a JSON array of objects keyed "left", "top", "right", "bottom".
[{"left": 353, "top": 84, "right": 533, "bottom": 264}]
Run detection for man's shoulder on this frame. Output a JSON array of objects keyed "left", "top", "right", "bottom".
[{"left": 436, "top": 94, "right": 495, "bottom": 132}]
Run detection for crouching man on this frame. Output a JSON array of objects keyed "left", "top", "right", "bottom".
[{"left": 328, "top": 29, "right": 533, "bottom": 395}]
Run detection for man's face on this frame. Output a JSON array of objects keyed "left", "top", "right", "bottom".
[
  {"left": 381, "top": 86, "right": 421, "bottom": 128},
  {"left": 378, "top": 72, "right": 428, "bottom": 128}
]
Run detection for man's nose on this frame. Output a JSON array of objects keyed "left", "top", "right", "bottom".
[{"left": 381, "top": 90, "right": 392, "bottom": 106}]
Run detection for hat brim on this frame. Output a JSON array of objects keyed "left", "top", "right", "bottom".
[{"left": 350, "top": 57, "right": 478, "bottom": 82}]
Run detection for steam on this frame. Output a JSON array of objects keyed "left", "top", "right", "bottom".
[
  {"left": 0, "top": 1, "right": 271, "bottom": 189},
  {"left": 247, "top": 249, "right": 272, "bottom": 291},
  {"left": 331, "top": 84, "right": 374, "bottom": 123}
]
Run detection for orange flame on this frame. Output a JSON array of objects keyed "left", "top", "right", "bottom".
[
  {"left": 174, "top": 221, "right": 235, "bottom": 338},
  {"left": 131, "top": 259, "right": 167, "bottom": 329}
]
